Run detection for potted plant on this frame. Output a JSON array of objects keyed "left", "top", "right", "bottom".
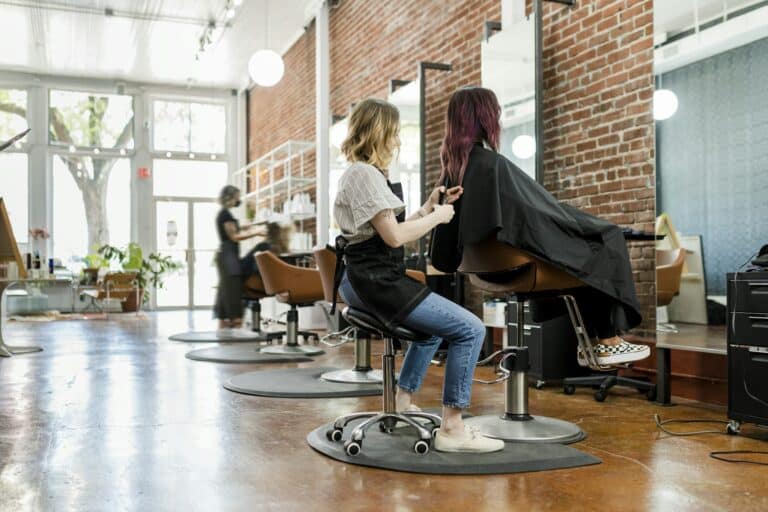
[{"left": 98, "top": 243, "right": 183, "bottom": 312}]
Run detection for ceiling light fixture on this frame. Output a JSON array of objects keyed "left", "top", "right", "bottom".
[{"left": 248, "top": 0, "right": 284, "bottom": 87}]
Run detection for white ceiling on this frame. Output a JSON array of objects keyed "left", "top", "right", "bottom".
[
  {"left": 654, "top": 0, "right": 763, "bottom": 39},
  {"left": 0, "top": 0, "right": 309, "bottom": 90}
]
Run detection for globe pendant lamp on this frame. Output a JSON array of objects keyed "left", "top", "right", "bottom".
[{"left": 248, "top": 49, "right": 284, "bottom": 87}]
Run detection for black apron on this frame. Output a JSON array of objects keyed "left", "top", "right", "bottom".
[{"left": 332, "top": 181, "right": 431, "bottom": 331}]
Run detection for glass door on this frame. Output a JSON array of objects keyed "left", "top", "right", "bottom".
[{"left": 155, "top": 198, "right": 218, "bottom": 309}]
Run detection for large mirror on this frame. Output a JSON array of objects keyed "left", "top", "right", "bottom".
[
  {"left": 481, "top": 11, "right": 537, "bottom": 181},
  {"left": 389, "top": 80, "right": 422, "bottom": 257},
  {"left": 654, "top": 1, "right": 768, "bottom": 342}
]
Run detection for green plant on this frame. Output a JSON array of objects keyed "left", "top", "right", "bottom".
[{"left": 98, "top": 243, "right": 183, "bottom": 302}]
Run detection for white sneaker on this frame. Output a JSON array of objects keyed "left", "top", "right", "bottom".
[
  {"left": 593, "top": 340, "right": 650, "bottom": 365},
  {"left": 434, "top": 426, "right": 505, "bottom": 453}
]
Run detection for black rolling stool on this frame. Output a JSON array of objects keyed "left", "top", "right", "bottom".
[{"left": 326, "top": 307, "right": 442, "bottom": 456}]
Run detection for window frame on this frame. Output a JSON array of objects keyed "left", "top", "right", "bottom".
[
  {"left": 47, "top": 87, "right": 136, "bottom": 153},
  {"left": 0, "top": 87, "right": 30, "bottom": 152},
  {"left": 149, "top": 95, "right": 228, "bottom": 158}
]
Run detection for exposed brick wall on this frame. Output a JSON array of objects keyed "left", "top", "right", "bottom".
[
  {"left": 539, "top": 0, "right": 656, "bottom": 333},
  {"left": 246, "top": 0, "right": 656, "bottom": 334}
]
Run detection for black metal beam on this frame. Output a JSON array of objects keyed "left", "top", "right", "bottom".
[
  {"left": 389, "top": 79, "right": 411, "bottom": 95},
  {"left": 483, "top": 20, "right": 502, "bottom": 42},
  {"left": 535, "top": 0, "right": 544, "bottom": 185}
]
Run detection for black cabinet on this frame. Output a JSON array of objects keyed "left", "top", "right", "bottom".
[
  {"left": 506, "top": 302, "right": 588, "bottom": 385},
  {"left": 727, "top": 272, "right": 768, "bottom": 430}
]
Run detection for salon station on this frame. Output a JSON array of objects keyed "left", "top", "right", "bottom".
[{"left": 1, "top": 0, "right": 767, "bottom": 510}]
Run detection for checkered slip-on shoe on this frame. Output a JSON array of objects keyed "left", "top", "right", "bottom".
[{"left": 591, "top": 340, "right": 650, "bottom": 365}]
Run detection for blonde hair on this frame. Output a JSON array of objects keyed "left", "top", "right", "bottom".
[{"left": 341, "top": 99, "right": 400, "bottom": 170}]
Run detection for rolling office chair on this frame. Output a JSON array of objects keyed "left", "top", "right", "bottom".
[
  {"left": 255, "top": 251, "right": 325, "bottom": 356},
  {"left": 325, "top": 306, "right": 442, "bottom": 456},
  {"left": 655, "top": 248, "right": 686, "bottom": 333}
]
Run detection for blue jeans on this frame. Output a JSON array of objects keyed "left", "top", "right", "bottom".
[{"left": 339, "top": 275, "right": 485, "bottom": 408}]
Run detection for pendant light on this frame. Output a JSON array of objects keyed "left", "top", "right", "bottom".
[
  {"left": 248, "top": 0, "right": 285, "bottom": 87},
  {"left": 511, "top": 134, "right": 536, "bottom": 159}
]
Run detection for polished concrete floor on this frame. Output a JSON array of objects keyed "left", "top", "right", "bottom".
[{"left": 1, "top": 311, "right": 767, "bottom": 512}]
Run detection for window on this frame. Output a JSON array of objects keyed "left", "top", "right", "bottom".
[
  {"left": 0, "top": 153, "right": 28, "bottom": 243},
  {"left": 0, "top": 89, "right": 28, "bottom": 143},
  {"left": 52, "top": 156, "right": 130, "bottom": 267},
  {"left": 49, "top": 90, "right": 134, "bottom": 149},
  {"left": 153, "top": 159, "right": 228, "bottom": 198},
  {"left": 153, "top": 100, "right": 226, "bottom": 154}
]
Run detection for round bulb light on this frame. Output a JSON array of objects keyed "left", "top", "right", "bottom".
[
  {"left": 654, "top": 89, "right": 678, "bottom": 121},
  {"left": 330, "top": 121, "right": 348, "bottom": 149},
  {"left": 248, "top": 49, "right": 285, "bottom": 87},
  {"left": 511, "top": 135, "right": 536, "bottom": 160}
]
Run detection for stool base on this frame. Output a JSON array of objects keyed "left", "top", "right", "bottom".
[
  {"left": 464, "top": 414, "right": 584, "bottom": 444},
  {"left": 320, "top": 368, "right": 383, "bottom": 384}
]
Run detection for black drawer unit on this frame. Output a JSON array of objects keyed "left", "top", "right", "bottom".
[
  {"left": 506, "top": 302, "right": 588, "bottom": 386},
  {"left": 727, "top": 271, "right": 768, "bottom": 432}
]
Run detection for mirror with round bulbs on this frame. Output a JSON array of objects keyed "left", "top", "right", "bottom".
[{"left": 653, "top": 1, "right": 768, "bottom": 341}]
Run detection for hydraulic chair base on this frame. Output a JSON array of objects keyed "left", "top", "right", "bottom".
[
  {"left": 321, "top": 337, "right": 383, "bottom": 384},
  {"left": 246, "top": 300, "right": 285, "bottom": 343},
  {"left": 260, "top": 307, "right": 324, "bottom": 356},
  {"left": 466, "top": 297, "right": 585, "bottom": 444}
]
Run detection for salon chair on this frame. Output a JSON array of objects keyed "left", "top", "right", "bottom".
[
  {"left": 459, "top": 238, "right": 588, "bottom": 443},
  {"left": 314, "top": 248, "right": 381, "bottom": 383},
  {"left": 326, "top": 306, "right": 441, "bottom": 456},
  {"left": 655, "top": 248, "right": 686, "bottom": 333},
  {"left": 255, "top": 251, "right": 324, "bottom": 356},
  {"left": 242, "top": 274, "right": 284, "bottom": 343}
]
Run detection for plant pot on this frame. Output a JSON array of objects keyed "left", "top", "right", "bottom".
[
  {"left": 121, "top": 288, "right": 145, "bottom": 313},
  {"left": 83, "top": 268, "right": 100, "bottom": 285}
]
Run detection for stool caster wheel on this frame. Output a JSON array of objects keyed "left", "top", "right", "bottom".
[
  {"left": 727, "top": 420, "right": 741, "bottom": 436},
  {"left": 378, "top": 423, "right": 394, "bottom": 434},
  {"left": 431, "top": 427, "right": 440, "bottom": 438},
  {"left": 345, "top": 440, "right": 362, "bottom": 456},
  {"left": 413, "top": 440, "right": 430, "bottom": 455},
  {"left": 645, "top": 388, "right": 657, "bottom": 402},
  {"left": 326, "top": 428, "right": 343, "bottom": 442},
  {"left": 563, "top": 384, "right": 575, "bottom": 395},
  {"left": 594, "top": 390, "right": 607, "bottom": 402}
]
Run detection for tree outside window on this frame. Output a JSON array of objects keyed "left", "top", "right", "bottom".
[
  {"left": 47, "top": 90, "right": 134, "bottom": 252},
  {"left": 153, "top": 100, "right": 226, "bottom": 154}
]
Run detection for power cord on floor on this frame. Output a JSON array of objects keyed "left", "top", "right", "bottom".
[
  {"left": 654, "top": 414, "right": 768, "bottom": 466},
  {"left": 710, "top": 451, "right": 768, "bottom": 465},
  {"left": 654, "top": 414, "right": 729, "bottom": 436}
]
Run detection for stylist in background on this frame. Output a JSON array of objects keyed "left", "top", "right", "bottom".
[{"left": 214, "top": 185, "right": 267, "bottom": 330}]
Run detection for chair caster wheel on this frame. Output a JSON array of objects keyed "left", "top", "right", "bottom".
[
  {"left": 727, "top": 421, "right": 741, "bottom": 436},
  {"left": 563, "top": 384, "right": 575, "bottom": 395},
  {"left": 431, "top": 427, "right": 440, "bottom": 438},
  {"left": 413, "top": 440, "right": 430, "bottom": 455},
  {"left": 378, "top": 423, "right": 394, "bottom": 434},
  {"left": 344, "top": 440, "right": 362, "bottom": 456},
  {"left": 594, "top": 390, "right": 607, "bottom": 402},
  {"left": 535, "top": 380, "right": 546, "bottom": 389},
  {"left": 326, "top": 428, "right": 343, "bottom": 442},
  {"left": 646, "top": 388, "right": 657, "bottom": 402}
]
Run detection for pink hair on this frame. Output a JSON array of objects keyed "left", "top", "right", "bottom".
[{"left": 439, "top": 87, "right": 501, "bottom": 185}]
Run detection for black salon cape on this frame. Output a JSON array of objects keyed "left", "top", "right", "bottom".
[{"left": 431, "top": 145, "right": 642, "bottom": 330}]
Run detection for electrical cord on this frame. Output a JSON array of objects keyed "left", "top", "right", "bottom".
[
  {"left": 654, "top": 414, "right": 729, "bottom": 436},
  {"left": 655, "top": 414, "right": 768, "bottom": 466},
  {"left": 710, "top": 451, "right": 768, "bottom": 466}
]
